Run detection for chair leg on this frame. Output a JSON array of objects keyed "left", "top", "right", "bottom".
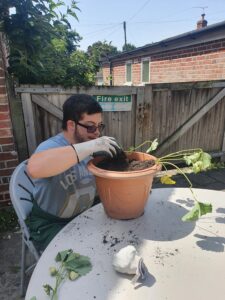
[{"left": 20, "top": 236, "right": 26, "bottom": 297}]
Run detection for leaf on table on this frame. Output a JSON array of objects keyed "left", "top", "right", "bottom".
[
  {"left": 198, "top": 202, "right": 212, "bottom": 216},
  {"left": 30, "top": 297, "right": 37, "bottom": 300},
  {"left": 64, "top": 255, "right": 92, "bottom": 276},
  {"left": 43, "top": 284, "right": 53, "bottom": 296},
  {"left": 66, "top": 252, "right": 80, "bottom": 263},
  {"left": 55, "top": 249, "right": 73, "bottom": 262},
  {"left": 182, "top": 201, "right": 212, "bottom": 221},
  {"left": 160, "top": 175, "right": 176, "bottom": 185},
  {"left": 182, "top": 203, "right": 200, "bottom": 221}
]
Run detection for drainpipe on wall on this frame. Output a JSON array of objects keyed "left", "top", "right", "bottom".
[{"left": 109, "top": 59, "right": 113, "bottom": 86}]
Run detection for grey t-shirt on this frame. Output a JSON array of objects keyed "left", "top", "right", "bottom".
[{"left": 32, "top": 133, "right": 96, "bottom": 218}]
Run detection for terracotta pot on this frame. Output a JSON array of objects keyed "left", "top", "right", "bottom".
[{"left": 87, "top": 152, "right": 161, "bottom": 220}]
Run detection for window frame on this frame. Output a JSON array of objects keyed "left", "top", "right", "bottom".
[
  {"left": 125, "top": 60, "right": 132, "bottom": 84},
  {"left": 141, "top": 57, "right": 150, "bottom": 84}
]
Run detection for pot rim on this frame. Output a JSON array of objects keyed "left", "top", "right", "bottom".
[{"left": 87, "top": 151, "right": 161, "bottom": 179}]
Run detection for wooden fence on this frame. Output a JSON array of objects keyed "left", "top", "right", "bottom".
[{"left": 14, "top": 81, "right": 225, "bottom": 158}]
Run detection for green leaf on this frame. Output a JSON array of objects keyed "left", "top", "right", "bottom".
[
  {"left": 55, "top": 249, "right": 73, "bottom": 262},
  {"left": 30, "top": 297, "right": 37, "bottom": 300},
  {"left": 192, "top": 161, "right": 203, "bottom": 173},
  {"left": 182, "top": 202, "right": 200, "bottom": 221},
  {"left": 66, "top": 252, "right": 80, "bottom": 262},
  {"left": 43, "top": 284, "right": 53, "bottom": 296},
  {"left": 182, "top": 201, "right": 212, "bottom": 221},
  {"left": 64, "top": 255, "right": 92, "bottom": 276},
  {"left": 198, "top": 202, "right": 212, "bottom": 216},
  {"left": 146, "top": 138, "right": 158, "bottom": 153},
  {"left": 184, "top": 152, "right": 201, "bottom": 165},
  {"left": 200, "top": 152, "right": 212, "bottom": 170}
]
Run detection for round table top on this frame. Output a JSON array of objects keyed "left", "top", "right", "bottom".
[{"left": 25, "top": 188, "right": 225, "bottom": 300}]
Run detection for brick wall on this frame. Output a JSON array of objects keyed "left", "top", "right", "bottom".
[
  {"left": 151, "top": 39, "right": 225, "bottom": 83},
  {"left": 103, "top": 39, "right": 225, "bottom": 85},
  {"left": 0, "top": 35, "right": 19, "bottom": 207}
]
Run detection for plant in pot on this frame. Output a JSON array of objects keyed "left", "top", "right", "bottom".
[{"left": 87, "top": 139, "right": 213, "bottom": 222}]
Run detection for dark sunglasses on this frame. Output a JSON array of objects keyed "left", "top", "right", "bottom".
[{"left": 76, "top": 121, "right": 105, "bottom": 133}]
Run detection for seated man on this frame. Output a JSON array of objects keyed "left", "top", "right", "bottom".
[{"left": 27, "top": 94, "right": 119, "bottom": 251}]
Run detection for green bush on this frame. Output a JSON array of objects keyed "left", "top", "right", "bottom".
[{"left": 0, "top": 207, "right": 19, "bottom": 233}]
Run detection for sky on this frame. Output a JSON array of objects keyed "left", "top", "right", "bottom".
[{"left": 63, "top": 0, "right": 225, "bottom": 51}]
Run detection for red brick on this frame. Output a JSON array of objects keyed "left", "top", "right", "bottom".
[
  {"left": 0, "top": 120, "right": 11, "bottom": 129},
  {"left": 6, "top": 159, "right": 19, "bottom": 168},
  {"left": 0, "top": 161, "right": 5, "bottom": 168},
  {"left": 0, "top": 86, "right": 6, "bottom": 94},
  {"left": 0, "top": 168, "right": 14, "bottom": 176},
  {"left": 0, "top": 152, "right": 17, "bottom": 161},
  {"left": 0, "top": 104, "right": 9, "bottom": 112},
  {"left": 3, "top": 192, "right": 10, "bottom": 200},
  {"left": 0, "top": 70, "right": 5, "bottom": 77},
  {"left": 0, "top": 137, "right": 13, "bottom": 144},
  {"left": 0, "top": 77, "right": 5, "bottom": 85},
  {"left": 0, "top": 112, "right": 9, "bottom": 121},
  {"left": 2, "top": 144, "right": 14, "bottom": 152},
  {"left": 0, "top": 128, "right": 12, "bottom": 137},
  {"left": 0, "top": 184, "right": 9, "bottom": 193},
  {"left": 0, "top": 95, "right": 8, "bottom": 104}
]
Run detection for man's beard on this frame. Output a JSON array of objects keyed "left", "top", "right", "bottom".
[{"left": 74, "top": 130, "right": 88, "bottom": 143}]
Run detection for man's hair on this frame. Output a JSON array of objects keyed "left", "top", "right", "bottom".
[{"left": 62, "top": 94, "right": 103, "bottom": 130}]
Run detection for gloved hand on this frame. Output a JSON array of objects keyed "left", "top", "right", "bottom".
[{"left": 73, "top": 136, "right": 120, "bottom": 162}]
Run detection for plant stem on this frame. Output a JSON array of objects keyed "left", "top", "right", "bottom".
[
  {"left": 127, "top": 140, "right": 154, "bottom": 152},
  {"left": 159, "top": 148, "right": 202, "bottom": 160},
  {"left": 51, "top": 265, "right": 65, "bottom": 300},
  {"left": 158, "top": 160, "right": 198, "bottom": 202}
]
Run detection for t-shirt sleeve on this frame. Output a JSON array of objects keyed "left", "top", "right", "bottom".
[{"left": 35, "top": 139, "right": 63, "bottom": 153}]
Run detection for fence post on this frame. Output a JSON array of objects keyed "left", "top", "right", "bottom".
[{"left": 21, "top": 93, "right": 37, "bottom": 155}]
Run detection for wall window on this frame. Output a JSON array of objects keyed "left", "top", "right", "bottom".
[
  {"left": 126, "top": 61, "right": 132, "bottom": 83},
  {"left": 141, "top": 58, "right": 150, "bottom": 83}
]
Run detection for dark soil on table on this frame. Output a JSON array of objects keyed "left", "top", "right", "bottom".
[{"left": 97, "top": 151, "right": 155, "bottom": 171}]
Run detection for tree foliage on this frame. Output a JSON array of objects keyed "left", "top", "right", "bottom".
[
  {"left": 122, "top": 43, "right": 136, "bottom": 52},
  {"left": 87, "top": 41, "right": 119, "bottom": 71},
  {"left": 0, "top": 1, "right": 123, "bottom": 87},
  {"left": 0, "top": 0, "right": 96, "bottom": 86}
]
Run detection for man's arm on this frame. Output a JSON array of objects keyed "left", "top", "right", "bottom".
[
  {"left": 27, "top": 146, "right": 78, "bottom": 179},
  {"left": 27, "top": 136, "right": 120, "bottom": 179}
]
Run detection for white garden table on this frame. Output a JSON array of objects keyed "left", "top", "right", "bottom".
[{"left": 25, "top": 188, "right": 225, "bottom": 300}]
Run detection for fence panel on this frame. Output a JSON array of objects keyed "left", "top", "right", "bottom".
[{"left": 15, "top": 82, "right": 225, "bottom": 158}]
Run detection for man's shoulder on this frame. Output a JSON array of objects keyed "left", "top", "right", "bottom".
[{"left": 35, "top": 133, "right": 68, "bottom": 153}]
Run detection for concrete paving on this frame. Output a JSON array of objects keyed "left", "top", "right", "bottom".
[
  {"left": 153, "top": 167, "right": 225, "bottom": 191},
  {"left": 1, "top": 167, "right": 225, "bottom": 300}
]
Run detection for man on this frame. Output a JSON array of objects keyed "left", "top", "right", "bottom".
[{"left": 27, "top": 94, "right": 119, "bottom": 251}]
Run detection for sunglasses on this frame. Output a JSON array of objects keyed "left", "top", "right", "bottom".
[{"left": 76, "top": 121, "right": 105, "bottom": 133}]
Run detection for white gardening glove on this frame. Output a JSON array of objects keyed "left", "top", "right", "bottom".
[
  {"left": 112, "top": 245, "right": 148, "bottom": 284},
  {"left": 73, "top": 136, "right": 120, "bottom": 162}
]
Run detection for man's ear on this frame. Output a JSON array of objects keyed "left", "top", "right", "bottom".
[{"left": 67, "top": 120, "right": 76, "bottom": 132}]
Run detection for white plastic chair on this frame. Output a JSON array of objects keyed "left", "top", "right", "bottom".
[{"left": 9, "top": 160, "right": 40, "bottom": 296}]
